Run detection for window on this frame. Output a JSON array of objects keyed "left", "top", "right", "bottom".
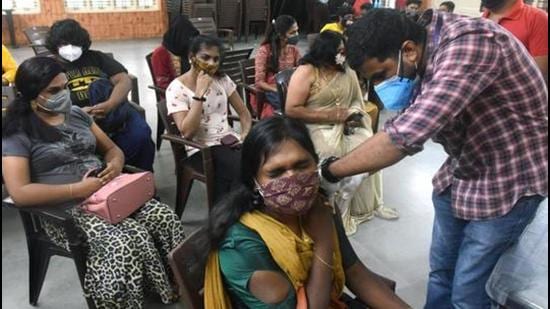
[
  {"left": 1, "top": 0, "right": 40, "bottom": 14},
  {"left": 531, "top": 0, "right": 548, "bottom": 11},
  {"left": 64, "top": 0, "right": 158, "bottom": 12}
]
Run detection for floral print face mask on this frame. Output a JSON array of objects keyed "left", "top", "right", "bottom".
[{"left": 256, "top": 170, "right": 320, "bottom": 216}]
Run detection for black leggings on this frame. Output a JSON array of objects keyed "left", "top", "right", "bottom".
[{"left": 187, "top": 145, "right": 241, "bottom": 204}]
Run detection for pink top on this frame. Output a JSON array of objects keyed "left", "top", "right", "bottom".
[
  {"left": 254, "top": 44, "right": 301, "bottom": 86},
  {"left": 166, "top": 75, "right": 238, "bottom": 156}
]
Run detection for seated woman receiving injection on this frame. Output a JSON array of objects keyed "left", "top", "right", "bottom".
[
  {"left": 2, "top": 57, "right": 185, "bottom": 308},
  {"left": 204, "top": 116, "right": 410, "bottom": 308}
]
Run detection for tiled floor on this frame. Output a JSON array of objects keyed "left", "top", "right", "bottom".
[{"left": 3, "top": 38, "right": 449, "bottom": 308}]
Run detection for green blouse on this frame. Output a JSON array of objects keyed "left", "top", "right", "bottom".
[
  {"left": 219, "top": 222, "right": 297, "bottom": 308},
  {"left": 218, "top": 212, "right": 359, "bottom": 308}
]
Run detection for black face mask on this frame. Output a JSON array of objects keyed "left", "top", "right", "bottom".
[{"left": 481, "top": 0, "right": 506, "bottom": 10}]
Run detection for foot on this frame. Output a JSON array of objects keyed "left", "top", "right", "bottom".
[{"left": 374, "top": 205, "right": 399, "bottom": 220}]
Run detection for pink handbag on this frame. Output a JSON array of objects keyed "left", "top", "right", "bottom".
[{"left": 82, "top": 171, "right": 155, "bottom": 224}]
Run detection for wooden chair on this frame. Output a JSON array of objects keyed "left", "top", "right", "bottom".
[
  {"left": 239, "top": 58, "right": 266, "bottom": 119},
  {"left": 190, "top": 17, "right": 235, "bottom": 50},
  {"left": 167, "top": 226, "right": 209, "bottom": 309},
  {"left": 220, "top": 48, "right": 254, "bottom": 126},
  {"left": 192, "top": 2, "right": 217, "bottom": 21},
  {"left": 216, "top": 0, "right": 242, "bottom": 39},
  {"left": 221, "top": 48, "right": 253, "bottom": 85},
  {"left": 157, "top": 99, "right": 216, "bottom": 217},
  {"left": 23, "top": 26, "right": 51, "bottom": 56},
  {"left": 145, "top": 52, "right": 168, "bottom": 151},
  {"left": 243, "top": 0, "right": 271, "bottom": 42},
  {"left": 2, "top": 165, "right": 143, "bottom": 309},
  {"left": 275, "top": 68, "right": 295, "bottom": 114}
]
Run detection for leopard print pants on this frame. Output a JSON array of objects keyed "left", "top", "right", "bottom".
[{"left": 41, "top": 199, "right": 185, "bottom": 308}]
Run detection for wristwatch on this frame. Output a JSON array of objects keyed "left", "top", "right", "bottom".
[{"left": 320, "top": 156, "right": 341, "bottom": 183}]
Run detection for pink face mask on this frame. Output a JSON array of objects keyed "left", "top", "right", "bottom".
[{"left": 257, "top": 170, "right": 320, "bottom": 216}]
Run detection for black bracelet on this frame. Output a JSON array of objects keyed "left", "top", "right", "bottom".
[
  {"left": 321, "top": 156, "right": 342, "bottom": 183},
  {"left": 192, "top": 96, "right": 206, "bottom": 102}
]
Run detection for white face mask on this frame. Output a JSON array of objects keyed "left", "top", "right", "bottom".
[{"left": 58, "top": 45, "right": 83, "bottom": 62}]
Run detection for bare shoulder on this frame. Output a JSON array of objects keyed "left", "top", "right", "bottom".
[{"left": 292, "top": 64, "right": 316, "bottom": 83}]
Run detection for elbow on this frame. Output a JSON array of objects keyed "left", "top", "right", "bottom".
[
  {"left": 284, "top": 106, "right": 300, "bottom": 119},
  {"left": 179, "top": 126, "right": 197, "bottom": 139},
  {"left": 9, "top": 192, "right": 34, "bottom": 207}
]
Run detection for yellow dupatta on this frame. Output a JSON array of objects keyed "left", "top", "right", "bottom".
[{"left": 204, "top": 210, "right": 346, "bottom": 308}]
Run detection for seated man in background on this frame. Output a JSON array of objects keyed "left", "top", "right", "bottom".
[
  {"left": 438, "top": 1, "right": 455, "bottom": 13},
  {"left": 46, "top": 19, "right": 155, "bottom": 171},
  {"left": 2, "top": 44, "right": 17, "bottom": 85},
  {"left": 482, "top": 0, "right": 548, "bottom": 83}
]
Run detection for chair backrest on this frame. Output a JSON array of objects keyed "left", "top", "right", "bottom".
[
  {"left": 168, "top": 227, "right": 210, "bottom": 309},
  {"left": 240, "top": 58, "right": 256, "bottom": 87},
  {"left": 216, "top": 0, "right": 241, "bottom": 31},
  {"left": 2, "top": 85, "right": 16, "bottom": 119},
  {"left": 245, "top": 0, "right": 270, "bottom": 21},
  {"left": 157, "top": 99, "right": 188, "bottom": 164},
  {"left": 145, "top": 52, "right": 163, "bottom": 102},
  {"left": 221, "top": 48, "right": 253, "bottom": 85},
  {"left": 189, "top": 17, "right": 218, "bottom": 37},
  {"left": 275, "top": 68, "right": 295, "bottom": 114},
  {"left": 23, "top": 26, "right": 51, "bottom": 56},
  {"left": 192, "top": 3, "right": 217, "bottom": 21},
  {"left": 181, "top": 0, "right": 193, "bottom": 17}
]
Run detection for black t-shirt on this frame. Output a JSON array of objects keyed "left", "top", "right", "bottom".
[{"left": 62, "top": 50, "right": 127, "bottom": 107}]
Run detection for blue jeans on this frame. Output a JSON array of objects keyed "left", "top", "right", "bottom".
[{"left": 425, "top": 187, "right": 544, "bottom": 309}]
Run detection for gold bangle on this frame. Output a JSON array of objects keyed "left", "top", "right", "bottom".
[{"left": 314, "top": 253, "right": 334, "bottom": 270}]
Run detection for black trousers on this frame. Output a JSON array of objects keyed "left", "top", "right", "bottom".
[{"left": 187, "top": 145, "right": 241, "bottom": 204}]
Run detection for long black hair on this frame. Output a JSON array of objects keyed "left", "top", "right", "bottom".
[
  {"left": 300, "top": 30, "right": 346, "bottom": 72},
  {"left": 162, "top": 15, "right": 200, "bottom": 73},
  {"left": 188, "top": 35, "right": 226, "bottom": 78},
  {"left": 2, "top": 57, "right": 65, "bottom": 141},
  {"left": 209, "top": 116, "right": 319, "bottom": 247},
  {"left": 261, "top": 15, "right": 297, "bottom": 74},
  {"left": 46, "top": 19, "right": 92, "bottom": 54}
]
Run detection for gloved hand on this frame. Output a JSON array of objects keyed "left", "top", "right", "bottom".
[
  {"left": 319, "top": 168, "right": 369, "bottom": 197},
  {"left": 319, "top": 168, "right": 340, "bottom": 196}
]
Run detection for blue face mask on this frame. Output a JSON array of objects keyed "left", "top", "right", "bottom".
[{"left": 374, "top": 50, "right": 418, "bottom": 111}]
